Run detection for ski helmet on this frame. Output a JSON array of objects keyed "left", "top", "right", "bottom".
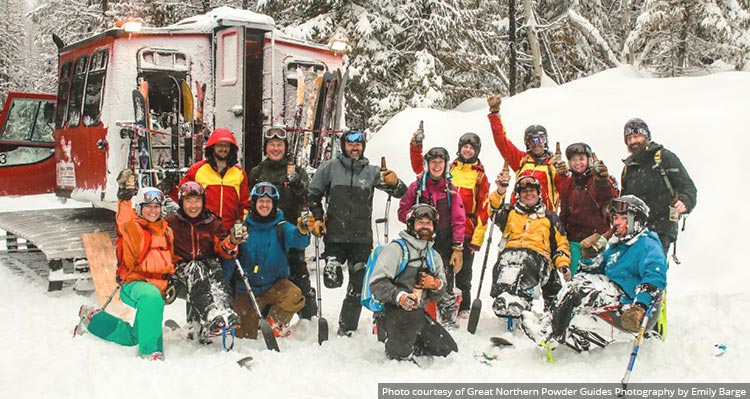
[
  {"left": 514, "top": 175, "right": 541, "bottom": 196},
  {"left": 250, "top": 182, "right": 280, "bottom": 218},
  {"left": 406, "top": 203, "right": 439, "bottom": 235},
  {"left": 608, "top": 195, "right": 650, "bottom": 240},
  {"left": 424, "top": 147, "right": 450, "bottom": 163},
  {"left": 339, "top": 130, "right": 366, "bottom": 156},
  {"left": 135, "top": 187, "right": 165, "bottom": 218},
  {"left": 623, "top": 118, "right": 651, "bottom": 143},
  {"left": 457, "top": 132, "right": 481, "bottom": 162},
  {"left": 178, "top": 181, "right": 205, "bottom": 207},
  {"left": 565, "top": 142, "right": 592, "bottom": 161},
  {"left": 524, "top": 125, "right": 548, "bottom": 151},
  {"left": 263, "top": 125, "right": 288, "bottom": 155}
]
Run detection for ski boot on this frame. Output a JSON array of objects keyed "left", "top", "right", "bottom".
[
  {"left": 267, "top": 315, "right": 291, "bottom": 338},
  {"left": 73, "top": 305, "right": 100, "bottom": 337},
  {"left": 140, "top": 351, "right": 164, "bottom": 361}
]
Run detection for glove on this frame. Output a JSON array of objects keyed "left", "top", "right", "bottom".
[
  {"left": 116, "top": 169, "right": 138, "bottom": 200},
  {"left": 382, "top": 170, "right": 398, "bottom": 187},
  {"left": 593, "top": 160, "right": 609, "bottom": 179},
  {"left": 416, "top": 272, "right": 442, "bottom": 291},
  {"left": 554, "top": 160, "right": 569, "bottom": 176},
  {"left": 580, "top": 232, "right": 607, "bottom": 259},
  {"left": 397, "top": 292, "right": 419, "bottom": 311},
  {"left": 312, "top": 220, "right": 326, "bottom": 237},
  {"left": 487, "top": 95, "right": 502, "bottom": 113},
  {"left": 559, "top": 266, "right": 571, "bottom": 282},
  {"left": 450, "top": 246, "right": 463, "bottom": 273},
  {"left": 621, "top": 303, "right": 647, "bottom": 333},
  {"left": 411, "top": 130, "right": 424, "bottom": 146},
  {"left": 229, "top": 223, "right": 248, "bottom": 245},
  {"left": 297, "top": 213, "right": 314, "bottom": 235}
]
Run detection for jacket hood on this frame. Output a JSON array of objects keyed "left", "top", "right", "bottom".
[{"left": 205, "top": 128, "right": 239, "bottom": 169}]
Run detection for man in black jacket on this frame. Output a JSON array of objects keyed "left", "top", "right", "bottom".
[
  {"left": 620, "top": 118, "right": 697, "bottom": 254},
  {"left": 308, "top": 130, "right": 406, "bottom": 336},
  {"left": 247, "top": 126, "right": 315, "bottom": 319}
]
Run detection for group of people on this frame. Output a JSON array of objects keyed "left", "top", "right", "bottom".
[{"left": 74, "top": 93, "right": 696, "bottom": 362}]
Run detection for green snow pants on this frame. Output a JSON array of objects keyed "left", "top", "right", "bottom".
[
  {"left": 569, "top": 241, "right": 581, "bottom": 276},
  {"left": 87, "top": 281, "right": 164, "bottom": 355}
]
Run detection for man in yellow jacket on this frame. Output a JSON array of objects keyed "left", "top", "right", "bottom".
[{"left": 489, "top": 174, "right": 570, "bottom": 340}]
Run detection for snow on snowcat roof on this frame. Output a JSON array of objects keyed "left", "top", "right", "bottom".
[{"left": 168, "top": 6, "right": 275, "bottom": 32}]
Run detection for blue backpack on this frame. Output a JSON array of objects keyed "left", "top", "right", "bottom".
[{"left": 361, "top": 238, "right": 437, "bottom": 312}]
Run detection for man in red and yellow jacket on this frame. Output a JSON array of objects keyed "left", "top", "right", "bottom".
[
  {"left": 486, "top": 95, "right": 566, "bottom": 212},
  {"left": 409, "top": 131, "right": 490, "bottom": 317},
  {"left": 180, "top": 128, "right": 250, "bottom": 231}
]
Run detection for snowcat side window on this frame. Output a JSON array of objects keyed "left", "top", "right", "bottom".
[
  {"left": 0, "top": 98, "right": 54, "bottom": 166},
  {"left": 1, "top": 99, "right": 39, "bottom": 141},
  {"left": 55, "top": 61, "right": 73, "bottom": 129},
  {"left": 32, "top": 101, "right": 55, "bottom": 142},
  {"left": 83, "top": 49, "right": 108, "bottom": 127},
  {"left": 67, "top": 55, "right": 89, "bottom": 127}
]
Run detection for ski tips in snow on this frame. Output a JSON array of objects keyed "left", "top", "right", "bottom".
[
  {"left": 712, "top": 343, "right": 728, "bottom": 357},
  {"left": 489, "top": 336, "right": 514, "bottom": 347},
  {"left": 237, "top": 355, "right": 254, "bottom": 369}
]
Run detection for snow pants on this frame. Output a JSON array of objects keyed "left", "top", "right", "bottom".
[
  {"left": 569, "top": 241, "right": 581, "bottom": 276},
  {"left": 490, "top": 248, "right": 550, "bottom": 317},
  {"left": 549, "top": 273, "right": 661, "bottom": 343},
  {"left": 87, "top": 281, "right": 164, "bottom": 356},
  {"left": 323, "top": 242, "right": 371, "bottom": 334},
  {"left": 380, "top": 304, "right": 458, "bottom": 360},
  {"left": 233, "top": 278, "right": 304, "bottom": 339},
  {"left": 177, "top": 259, "right": 235, "bottom": 327},
  {"left": 287, "top": 247, "right": 317, "bottom": 320},
  {"left": 454, "top": 238, "right": 477, "bottom": 312}
]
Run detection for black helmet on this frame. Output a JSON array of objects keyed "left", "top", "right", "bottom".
[
  {"left": 263, "top": 125, "right": 288, "bottom": 155},
  {"left": 608, "top": 195, "right": 650, "bottom": 240},
  {"left": 623, "top": 118, "right": 651, "bottom": 142},
  {"left": 565, "top": 142, "right": 592, "bottom": 161},
  {"left": 457, "top": 132, "right": 481, "bottom": 162},
  {"left": 406, "top": 203, "right": 439, "bottom": 236},
  {"left": 424, "top": 147, "right": 450, "bottom": 163},
  {"left": 524, "top": 125, "right": 548, "bottom": 151},
  {"left": 339, "top": 130, "right": 366, "bottom": 156},
  {"left": 514, "top": 175, "right": 541, "bottom": 196}
]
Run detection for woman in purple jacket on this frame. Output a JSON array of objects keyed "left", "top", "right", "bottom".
[{"left": 398, "top": 147, "right": 466, "bottom": 329}]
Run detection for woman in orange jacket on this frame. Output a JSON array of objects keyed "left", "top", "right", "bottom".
[{"left": 76, "top": 170, "right": 175, "bottom": 360}]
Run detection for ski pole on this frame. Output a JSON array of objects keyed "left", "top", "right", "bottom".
[
  {"left": 233, "top": 258, "right": 280, "bottom": 352},
  {"left": 620, "top": 302, "right": 657, "bottom": 394},
  {"left": 314, "top": 236, "right": 329, "bottom": 344},
  {"left": 467, "top": 207, "right": 498, "bottom": 334},
  {"left": 101, "top": 285, "right": 121, "bottom": 311}
]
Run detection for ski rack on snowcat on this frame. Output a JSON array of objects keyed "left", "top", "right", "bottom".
[{"left": 0, "top": 208, "right": 115, "bottom": 291}]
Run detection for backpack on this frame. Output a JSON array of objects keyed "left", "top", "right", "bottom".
[{"left": 361, "top": 238, "right": 437, "bottom": 312}]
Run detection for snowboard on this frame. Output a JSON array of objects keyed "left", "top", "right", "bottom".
[{"left": 81, "top": 232, "right": 132, "bottom": 319}]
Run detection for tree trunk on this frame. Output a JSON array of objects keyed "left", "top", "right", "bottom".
[
  {"left": 509, "top": 0, "right": 517, "bottom": 95},
  {"left": 523, "top": 0, "right": 542, "bottom": 88}
]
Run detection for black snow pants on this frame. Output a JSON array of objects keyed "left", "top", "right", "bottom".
[{"left": 380, "top": 304, "right": 458, "bottom": 360}]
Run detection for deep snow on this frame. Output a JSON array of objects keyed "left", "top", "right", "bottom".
[{"left": 1, "top": 66, "right": 748, "bottom": 398}]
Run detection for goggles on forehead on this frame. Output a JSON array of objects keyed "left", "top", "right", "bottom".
[
  {"left": 344, "top": 131, "right": 365, "bottom": 143},
  {"left": 609, "top": 198, "right": 630, "bottom": 214},
  {"left": 178, "top": 181, "right": 204, "bottom": 200},
  {"left": 142, "top": 189, "right": 165, "bottom": 204},
  {"left": 426, "top": 147, "right": 449, "bottom": 161},
  {"left": 410, "top": 204, "right": 439, "bottom": 221},
  {"left": 264, "top": 127, "right": 287, "bottom": 141},
  {"left": 624, "top": 126, "right": 649, "bottom": 137},
  {"left": 251, "top": 182, "right": 280, "bottom": 199}
]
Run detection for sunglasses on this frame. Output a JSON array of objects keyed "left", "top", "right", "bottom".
[
  {"left": 251, "top": 183, "right": 280, "bottom": 199},
  {"left": 264, "top": 127, "right": 287, "bottom": 141},
  {"left": 344, "top": 131, "right": 365, "bottom": 143}
]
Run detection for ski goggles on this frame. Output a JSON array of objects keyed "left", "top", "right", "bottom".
[
  {"left": 514, "top": 176, "right": 541, "bottom": 193},
  {"left": 425, "top": 147, "right": 449, "bottom": 162},
  {"left": 565, "top": 143, "right": 591, "bottom": 158},
  {"left": 526, "top": 134, "right": 546, "bottom": 147},
  {"left": 178, "top": 181, "right": 205, "bottom": 200},
  {"left": 141, "top": 188, "right": 165, "bottom": 205},
  {"left": 344, "top": 131, "right": 365, "bottom": 143},
  {"left": 251, "top": 182, "right": 280, "bottom": 199},
  {"left": 608, "top": 198, "right": 631, "bottom": 214},
  {"left": 624, "top": 126, "right": 649, "bottom": 137},
  {"left": 264, "top": 127, "right": 287, "bottom": 141},
  {"left": 409, "top": 203, "right": 439, "bottom": 223}
]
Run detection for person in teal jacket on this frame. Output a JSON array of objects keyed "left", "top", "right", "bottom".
[
  {"left": 232, "top": 182, "right": 312, "bottom": 339},
  {"left": 542, "top": 195, "right": 667, "bottom": 352}
]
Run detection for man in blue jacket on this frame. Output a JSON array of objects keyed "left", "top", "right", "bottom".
[
  {"left": 233, "top": 182, "right": 312, "bottom": 339},
  {"left": 541, "top": 195, "right": 667, "bottom": 351}
]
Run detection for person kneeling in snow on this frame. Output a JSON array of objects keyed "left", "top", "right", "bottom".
[
  {"left": 489, "top": 174, "right": 570, "bottom": 338},
  {"left": 76, "top": 170, "right": 175, "bottom": 361},
  {"left": 542, "top": 195, "right": 667, "bottom": 352},
  {"left": 233, "top": 182, "right": 312, "bottom": 339},
  {"left": 165, "top": 181, "right": 245, "bottom": 341},
  {"left": 369, "top": 204, "right": 458, "bottom": 360}
]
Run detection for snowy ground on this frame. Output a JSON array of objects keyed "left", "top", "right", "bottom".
[{"left": 1, "top": 66, "right": 748, "bottom": 398}]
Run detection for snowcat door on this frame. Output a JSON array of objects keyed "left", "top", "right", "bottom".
[
  {"left": 214, "top": 27, "right": 246, "bottom": 162},
  {"left": 0, "top": 92, "right": 57, "bottom": 196}
]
